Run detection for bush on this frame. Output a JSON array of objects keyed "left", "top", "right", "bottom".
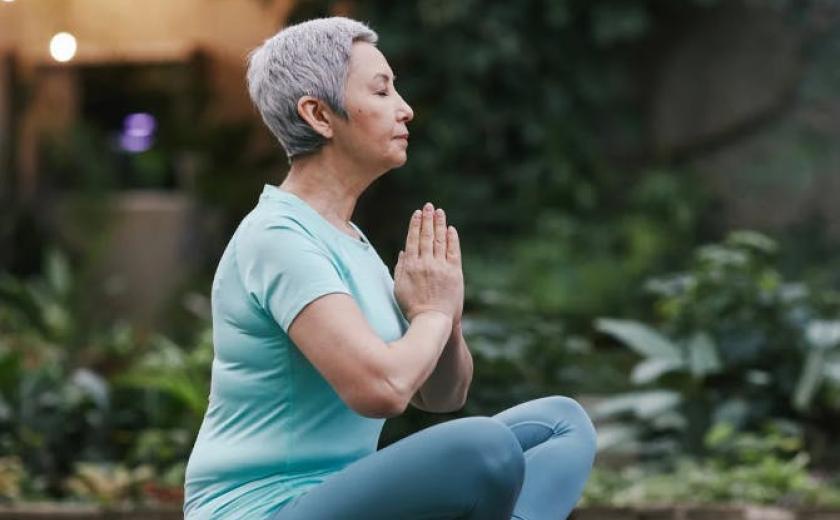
[
  {"left": 593, "top": 231, "right": 840, "bottom": 462},
  {"left": 582, "top": 423, "right": 840, "bottom": 507},
  {"left": 0, "top": 250, "right": 208, "bottom": 503}
]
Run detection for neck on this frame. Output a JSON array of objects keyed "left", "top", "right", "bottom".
[{"left": 278, "top": 146, "right": 383, "bottom": 226}]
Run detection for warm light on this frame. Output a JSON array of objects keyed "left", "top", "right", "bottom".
[
  {"left": 1, "top": 1, "right": 15, "bottom": 4},
  {"left": 49, "top": 32, "right": 77, "bottom": 62}
]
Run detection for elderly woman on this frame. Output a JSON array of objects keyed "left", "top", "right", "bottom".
[{"left": 183, "top": 17, "right": 596, "bottom": 520}]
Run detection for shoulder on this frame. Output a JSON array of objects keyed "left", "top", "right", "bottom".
[{"left": 236, "top": 208, "right": 326, "bottom": 257}]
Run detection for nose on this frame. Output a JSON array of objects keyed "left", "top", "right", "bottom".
[{"left": 397, "top": 93, "right": 414, "bottom": 123}]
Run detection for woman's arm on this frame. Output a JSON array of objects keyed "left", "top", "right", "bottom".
[
  {"left": 411, "top": 321, "right": 473, "bottom": 413},
  {"left": 288, "top": 292, "right": 453, "bottom": 419},
  {"left": 288, "top": 203, "right": 466, "bottom": 419}
]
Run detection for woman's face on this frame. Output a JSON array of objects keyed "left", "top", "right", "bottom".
[{"left": 332, "top": 42, "right": 414, "bottom": 172}]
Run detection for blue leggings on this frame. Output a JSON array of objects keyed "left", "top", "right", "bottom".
[{"left": 271, "top": 395, "right": 597, "bottom": 520}]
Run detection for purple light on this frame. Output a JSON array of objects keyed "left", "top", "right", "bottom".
[
  {"left": 119, "top": 133, "right": 153, "bottom": 153},
  {"left": 119, "top": 112, "right": 156, "bottom": 153},
  {"left": 124, "top": 112, "right": 156, "bottom": 136}
]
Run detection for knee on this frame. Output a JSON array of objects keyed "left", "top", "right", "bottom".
[
  {"left": 445, "top": 417, "right": 525, "bottom": 495},
  {"left": 544, "top": 396, "right": 598, "bottom": 453}
]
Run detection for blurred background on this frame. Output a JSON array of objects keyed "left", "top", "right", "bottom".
[{"left": 1, "top": 0, "right": 840, "bottom": 511}]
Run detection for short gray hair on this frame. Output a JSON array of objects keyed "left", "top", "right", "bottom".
[{"left": 246, "top": 17, "right": 378, "bottom": 161}]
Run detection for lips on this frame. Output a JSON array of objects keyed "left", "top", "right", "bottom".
[{"left": 394, "top": 133, "right": 409, "bottom": 140}]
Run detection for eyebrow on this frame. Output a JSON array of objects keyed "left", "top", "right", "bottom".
[{"left": 373, "top": 73, "right": 395, "bottom": 83}]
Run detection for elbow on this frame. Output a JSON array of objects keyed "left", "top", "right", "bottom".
[
  {"left": 429, "top": 389, "right": 469, "bottom": 414},
  {"left": 346, "top": 381, "right": 408, "bottom": 419},
  {"left": 350, "top": 392, "right": 406, "bottom": 419},
  {"left": 434, "top": 378, "right": 471, "bottom": 413},
  {"left": 356, "top": 390, "right": 408, "bottom": 419},
  {"left": 410, "top": 381, "right": 470, "bottom": 414},
  {"left": 448, "top": 391, "right": 469, "bottom": 413}
]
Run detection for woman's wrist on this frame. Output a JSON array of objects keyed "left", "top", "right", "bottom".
[
  {"left": 409, "top": 310, "right": 454, "bottom": 350},
  {"left": 412, "top": 309, "right": 453, "bottom": 327}
]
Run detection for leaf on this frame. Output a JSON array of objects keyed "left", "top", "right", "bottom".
[
  {"left": 631, "top": 357, "right": 684, "bottom": 385},
  {"left": 116, "top": 371, "right": 207, "bottom": 418},
  {"left": 824, "top": 359, "right": 840, "bottom": 384},
  {"left": 745, "top": 370, "right": 771, "bottom": 386},
  {"left": 595, "top": 318, "right": 681, "bottom": 361},
  {"left": 591, "top": 393, "right": 639, "bottom": 420},
  {"left": 793, "top": 348, "right": 825, "bottom": 412},
  {"left": 593, "top": 424, "right": 641, "bottom": 452},
  {"left": 45, "top": 249, "right": 72, "bottom": 298},
  {"left": 727, "top": 230, "right": 777, "bottom": 255},
  {"left": 686, "top": 332, "right": 722, "bottom": 378},
  {"left": 704, "top": 422, "right": 736, "bottom": 448},
  {"left": 650, "top": 411, "right": 687, "bottom": 430},
  {"left": 712, "top": 398, "right": 750, "bottom": 427},
  {"left": 697, "top": 244, "right": 749, "bottom": 268},
  {"left": 806, "top": 320, "right": 840, "bottom": 350},
  {"left": 591, "top": 390, "right": 682, "bottom": 420},
  {"left": 71, "top": 369, "right": 110, "bottom": 409},
  {"left": 633, "top": 391, "right": 682, "bottom": 419}
]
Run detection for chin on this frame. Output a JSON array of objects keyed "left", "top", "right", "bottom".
[
  {"left": 373, "top": 157, "right": 406, "bottom": 177},
  {"left": 391, "top": 150, "right": 409, "bottom": 168},
  {"left": 378, "top": 158, "right": 406, "bottom": 173}
]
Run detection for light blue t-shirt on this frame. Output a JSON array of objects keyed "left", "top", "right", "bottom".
[{"left": 183, "top": 184, "right": 408, "bottom": 519}]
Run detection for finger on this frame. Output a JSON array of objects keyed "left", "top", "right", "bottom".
[
  {"left": 419, "top": 202, "right": 434, "bottom": 258},
  {"left": 433, "top": 208, "right": 447, "bottom": 259},
  {"left": 394, "top": 250, "right": 404, "bottom": 278},
  {"left": 446, "top": 225, "right": 461, "bottom": 266},
  {"left": 405, "top": 210, "right": 421, "bottom": 258}
]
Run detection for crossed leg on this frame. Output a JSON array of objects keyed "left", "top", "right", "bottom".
[
  {"left": 493, "top": 396, "right": 597, "bottom": 520},
  {"left": 271, "top": 395, "right": 596, "bottom": 520}
]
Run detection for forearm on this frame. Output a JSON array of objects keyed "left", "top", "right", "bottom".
[
  {"left": 383, "top": 311, "right": 453, "bottom": 409},
  {"left": 417, "top": 321, "right": 473, "bottom": 412}
]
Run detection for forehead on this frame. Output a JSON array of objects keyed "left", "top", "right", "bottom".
[{"left": 348, "top": 42, "right": 393, "bottom": 80}]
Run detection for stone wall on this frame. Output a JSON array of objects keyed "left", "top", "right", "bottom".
[{"left": 49, "top": 191, "right": 221, "bottom": 329}]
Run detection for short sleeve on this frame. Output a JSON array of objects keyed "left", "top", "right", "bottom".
[{"left": 235, "top": 221, "right": 351, "bottom": 332}]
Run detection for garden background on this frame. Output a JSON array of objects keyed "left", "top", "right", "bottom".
[{"left": 1, "top": 0, "right": 840, "bottom": 515}]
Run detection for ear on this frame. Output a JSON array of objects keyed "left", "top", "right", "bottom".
[{"left": 297, "top": 96, "right": 334, "bottom": 139}]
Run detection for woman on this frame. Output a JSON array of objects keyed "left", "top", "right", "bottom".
[{"left": 183, "top": 17, "right": 597, "bottom": 520}]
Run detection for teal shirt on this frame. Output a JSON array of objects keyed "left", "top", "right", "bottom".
[{"left": 184, "top": 185, "right": 408, "bottom": 519}]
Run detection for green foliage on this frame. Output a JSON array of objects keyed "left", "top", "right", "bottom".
[
  {"left": 1, "top": 249, "right": 78, "bottom": 346},
  {"left": 594, "top": 231, "right": 840, "bottom": 459},
  {"left": 0, "top": 457, "right": 26, "bottom": 502},
  {"left": 440, "top": 171, "right": 705, "bottom": 423},
  {"left": 116, "top": 330, "right": 212, "bottom": 428},
  {"left": 0, "top": 251, "right": 208, "bottom": 502},
  {"left": 38, "top": 122, "right": 121, "bottom": 193},
  {"left": 64, "top": 462, "right": 153, "bottom": 507},
  {"left": 288, "top": 0, "right": 716, "bottom": 256},
  {"left": 468, "top": 172, "right": 708, "bottom": 320},
  {"left": 582, "top": 423, "right": 840, "bottom": 507},
  {"left": 114, "top": 318, "right": 211, "bottom": 476},
  {"left": 0, "top": 250, "right": 141, "bottom": 497},
  {"left": 186, "top": 119, "right": 278, "bottom": 225}
]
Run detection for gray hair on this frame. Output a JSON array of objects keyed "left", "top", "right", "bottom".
[{"left": 246, "top": 17, "right": 378, "bottom": 161}]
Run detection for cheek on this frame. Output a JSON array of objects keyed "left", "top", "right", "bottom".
[{"left": 351, "top": 106, "right": 391, "bottom": 138}]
